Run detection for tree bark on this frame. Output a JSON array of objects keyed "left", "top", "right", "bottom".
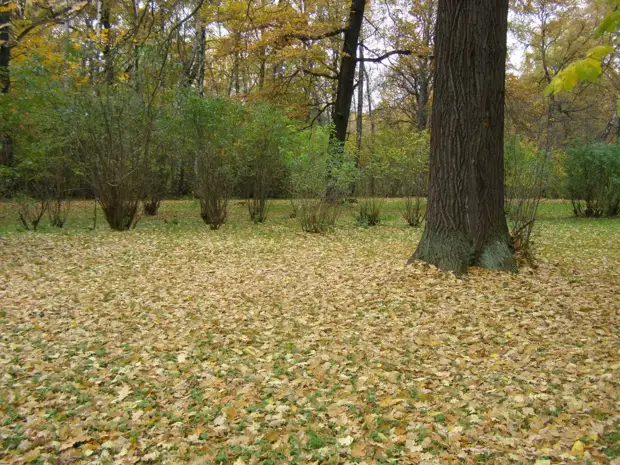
[
  {"left": 365, "top": 68, "right": 375, "bottom": 137},
  {"left": 330, "top": 0, "right": 366, "bottom": 146},
  {"left": 0, "top": 3, "right": 10, "bottom": 94},
  {"left": 410, "top": 0, "right": 515, "bottom": 274},
  {"left": 355, "top": 39, "right": 364, "bottom": 158},
  {"left": 416, "top": 71, "right": 430, "bottom": 131},
  {"left": 0, "top": 3, "right": 13, "bottom": 166},
  {"left": 196, "top": 24, "right": 206, "bottom": 96}
]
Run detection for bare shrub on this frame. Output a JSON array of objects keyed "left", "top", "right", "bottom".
[
  {"left": 46, "top": 160, "right": 73, "bottom": 228},
  {"left": 248, "top": 195, "right": 270, "bottom": 224},
  {"left": 197, "top": 167, "right": 231, "bottom": 230},
  {"left": 504, "top": 135, "right": 548, "bottom": 258},
  {"left": 72, "top": 87, "right": 156, "bottom": 231},
  {"left": 356, "top": 172, "right": 384, "bottom": 226},
  {"left": 48, "top": 198, "right": 70, "bottom": 228},
  {"left": 357, "top": 197, "right": 382, "bottom": 226},
  {"left": 295, "top": 198, "right": 339, "bottom": 233},
  {"left": 400, "top": 173, "right": 427, "bottom": 227},
  {"left": 240, "top": 103, "right": 289, "bottom": 224},
  {"left": 184, "top": 95, "right": 241, "bottom": 230},
  {"left": 16, "top": 194, "right": 47, "bottom": 231},
  {"left": 401, "top": 195, "right": 426, "bottom": 227},
  {"left": 143, "top": 197, "right": 161, "bottom": 216}
]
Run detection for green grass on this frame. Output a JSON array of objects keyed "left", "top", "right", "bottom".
[{"left": 1, "top": 197, "right": 614, "bottom": 236}]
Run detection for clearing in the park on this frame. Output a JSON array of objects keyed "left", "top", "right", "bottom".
[{"left": 0, "top": 200, "right": 618, "bottom": 464}]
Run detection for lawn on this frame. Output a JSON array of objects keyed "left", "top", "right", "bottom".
[{"left": 0, "top": 199, "right": 618, "bottom": 465}]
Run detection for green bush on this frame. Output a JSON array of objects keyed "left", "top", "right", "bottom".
[
  {"left": 566, "top": 141, "right": 620, "bottom": 217},
  {"left": 238, "top": 102, "right": 291, "bottom": 223},
  {"left": 182, "top": 94, "right": 243, "bottom": 229},
  {"left": 0, "top": 55, "right": 77, "bottom": 225},
  {"left": 287, "top": 127, "right": 356, "bottom": 232},
  {"left": 361, "top": 128, "right": 429, "bottom": 197}
]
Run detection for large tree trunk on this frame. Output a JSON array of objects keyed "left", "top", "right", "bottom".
[
  {"left": 410, "top": 0, "right": 515, "bottom": 274},
  {"left": 330, "top": 0, "right": 365, "bottom": 146}
]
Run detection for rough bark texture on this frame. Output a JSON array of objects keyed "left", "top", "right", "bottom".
[
  {"left": 331, "top": 0, "right": 366, "bottom": 145},
  {"left": 416, "top": 72, "right": 430, "bottom": 131},
  {"left": 410, "top": 0, "right": 515, "bottom": 274},
  {"left": 0, "top": 4, "right": 13, "bottom": 166},
  {"left": 355, "top": 39, "right": 364, "bottom": 157},
  {"left": 101, "top": 5, "right": 114, "bottom": 84},
  {"left": 0, "top": 4, "right": 9, "bottom": 94}
]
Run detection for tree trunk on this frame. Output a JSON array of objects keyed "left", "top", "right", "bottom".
[
  {"left": 365, "top": 68, "right": 375, "bottom": 137},
  {"left": 196, "top": 24, "right": 206, "bottom": 96},
  {"left": 0, "top": 3, "right": 10, "bottom": 94},
  {"left": 330, "top": 0, "right": 366, "bottom": 146},
  {"left": 410, "top": 0, "right": 515, "bottom": 274},
  {"left": 601, "top": 95, "right": 619, "bottom": 142},
  {"left": 355, "top": 39, "right": 364, "bottom": 158},
  {"left": 96, "top": 0, "right": 113, "bottom": 84},
  {"left": 0, "top": 3, "right": 13, "bottom": 166},
  {"left": 416, "top": 71, "right": 430, "bottom": 131}
]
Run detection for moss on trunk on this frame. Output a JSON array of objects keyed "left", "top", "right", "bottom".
[{"left": 410, "top": 229, "right": 515, "bottom": 275}]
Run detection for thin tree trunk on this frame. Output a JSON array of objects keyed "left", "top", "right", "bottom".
[
  {"left": 601, "top": 95, "right": 619, "bottom": 141},
  {"left": 355, "top": 39, "right": 364, "bottom": 158},
  {"left": 365, "top": 68, "right": 375, "bottom": 137},
  {"left": 0, "top": 3, "right": 10, "bottom": 94},
  {"left": 99, "top": 0, "right": 113, "bottom": 84},
  {"left": 197, "top": 24, "right": 206, "bottom": 96},
  {"left": 416, "top": 72, "right": 430, "bottom": 131},
  {"left": 410, "top": 0, "right": 515, "bottom": 274},
  {"left": 330, "top": 0, "right": 366, "bottom": 146},
  {"left": 0, "top": 3, "right": 13, "bottom": 166}
]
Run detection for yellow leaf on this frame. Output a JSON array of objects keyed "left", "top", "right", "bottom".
[
  {"left": 23, "top": 449, "right": 41, "bottom": 462},
  {"left": 117, "top": 385, "right": 131, "bottom": 402},
  {"left": 379, "top": 397, "right": 405, "bottom": 408},
  {"left": 0, "top": 4, "right": 18, "bottom": 13},
  {"left": 570, "top": 440, "right": 585, "bottom": 456},
  {"left": 351, "top": 442, "right": 366, "bottom": 457}
]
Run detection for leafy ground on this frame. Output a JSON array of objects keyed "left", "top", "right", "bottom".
[{"left": 0, "top": 200, "right": 618, "bottom": 465}]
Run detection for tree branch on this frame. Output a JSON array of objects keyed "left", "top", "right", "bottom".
[
  {"left": 357, "top": 49, "right": 411, "bottom": 63},
  {"left": 283, "top": 28, "right": 347, "bottom": 42},
  {"left": 11, "top": 1, "right": 89, "bottom": 47},
  {"left": 303, "top": 69, "right": 338, "bottom": 80}
]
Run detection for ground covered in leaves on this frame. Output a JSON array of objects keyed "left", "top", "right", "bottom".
[{"left": 1, "top": 201, "right": 619, "bottom": 465}]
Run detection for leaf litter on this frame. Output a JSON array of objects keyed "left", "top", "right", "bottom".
[{"left": 0, "top": 221, "right": 618, "bottom": 464}]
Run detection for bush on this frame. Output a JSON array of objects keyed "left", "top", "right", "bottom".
[
  {"left": 287, "top": 127, "right": 356, "bottom": 232},
  {"left": 238, "top": 103, "right": 290, "bottom": 223},
  {"left": 69, "top": 85, "right": 163, "bottom": 231},
  {"left": 296, "top": 198, "right": 340, "bottom": 233},
  {"left": 401, "top": 195, "right": 426, "bottom": 227},
  {"left": 504, "top": 134, "right": 548, "bottom": 254},
  {"left": 361, "top": 128, "right": 429, "bottom": 197},
  {"left": 183, "top": 95, "right": 242, "bottom": 230},
  {"left": 356, "top": 171, "right": 384, "bottom": 226},
  {"left": 16, "top": 194, "right": 47, "bottom": 231},
  {"left": 400, "top": 168, "right": 428, "bottom": 228},
  {"left": 566, "top": 141, "right": 620, "bottom": 217},
  {"left": 0, "top": 55, "right": 76, "bottom": 225}
]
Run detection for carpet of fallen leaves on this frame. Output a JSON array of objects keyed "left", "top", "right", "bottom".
[{"left": 1, "top": 213, "right": 619, "bottom": 465}]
